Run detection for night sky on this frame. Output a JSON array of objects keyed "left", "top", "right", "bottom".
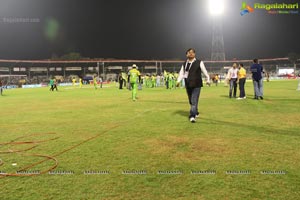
[{"left": 0, "top": 0, "right": 299, "bottom": 60}]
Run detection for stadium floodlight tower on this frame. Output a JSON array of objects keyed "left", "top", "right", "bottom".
[{"left": 209, "top": 0, "right": 226, "bottom": 61}]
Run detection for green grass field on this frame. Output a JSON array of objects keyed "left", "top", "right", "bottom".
[{"left": 0, "top": 80, "right": 299, "bottom": 200}]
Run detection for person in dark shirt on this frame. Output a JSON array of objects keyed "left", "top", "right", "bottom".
[
  {"left": 53, "top": 79, "right": 58, "bottom": 91},
  {"left": 118, "top": 73, "right": 124, "bottom": 89},
  {"left": 250, "top": 59, "right": 264, "bottom": 100}
]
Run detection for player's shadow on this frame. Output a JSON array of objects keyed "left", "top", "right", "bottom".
[
  {"left": 219, "top": 94, "right": 258, "bottom": 99},
  {"left": 173, "top": 110, "right": 188, "bottom": 117},
  {"left": 271, "top": 98, "right": 299, "bottom": 102},
  {"left": 142, "top": 100, "right": 186, "bottom": 104},
  {"left": 219, "top": 95, "right": 229, "bottom": 98}
]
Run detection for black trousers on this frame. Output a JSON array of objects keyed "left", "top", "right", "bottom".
[
  {"left": 239, "top": 78, "right": 246, "bottom": 98},
  {"left": 53, "top": 84, "right": 58, "bottom": 91},
  {"left": 119, "top": 79, "right": 123, "bottom": 89}
]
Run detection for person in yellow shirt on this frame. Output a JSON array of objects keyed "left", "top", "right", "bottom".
[
  {"left": 93, "top": 76, "right": 98, "bottom": 89},
  {"left": 79, "top": 78, "right": 83, "bottom": 88},
  {"left": 168, "top": 73, "right": 174, "bottom": 89},
  {"left": 214, "top": 74, "right": 219, "bottom": 86},
  {"left": 127, "top": 64, "right": 141, "bottom": 101},
  {"left": 151, "top": 74, "right": 156, "bottom": 88},
  {"left": 237, "top": 63, "right": 247, "bottom": 99},
  {"left": 72, "top": 78, "right": 76, "bottom": 86}
]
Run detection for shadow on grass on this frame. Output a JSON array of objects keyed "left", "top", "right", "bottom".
[
  {"left": 142, "top": 100, "right": 186, "bottom": 104},
  {"left": 269, "top": 98, "right": 300, "bottom": 102},
  {"left": 200, "top": 118, "right": 300, "bottom": 137},
  {"left": 219, "top": 94, "right": 260, "bottom": 99},
  {"left": 219, "top": 95, "right": 229, "bottom": 98},
  {"left": 173, "top": 110, "right": 188, "bottom": 117}
]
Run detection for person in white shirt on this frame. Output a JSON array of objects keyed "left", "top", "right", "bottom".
[
  {"left": 176, "top": 48, "right": 210, "bottom": 123},
  {"left": 227, "top": 63, "right": 238, "bottom": 98}
]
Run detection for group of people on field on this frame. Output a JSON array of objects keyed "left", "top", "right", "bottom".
[
  {"left": 49, "top": 78, "right": 58, "bottom": 91},
  {"left": 226, "top": 59, "right": 264, "bottom": 100},
  {"left": 126, "top": 49, "right": 266, "bottom": 124},
  {"left": 44, "top": 49, "right": 267, "bottom": 124},
  {"left": 118, "top": 71, "right": 180, "bottom": 90}
]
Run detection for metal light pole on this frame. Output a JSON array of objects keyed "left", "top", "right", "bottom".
[
  {"left": 97, "top": 62, "right": 100, "bottom": 77},
  {"left": 211, "top": 17, "right": 225, "bottom": 61},
  {"left": 209, "top": 0, "right": 226, "bottom": 61},
  {"left": 102, "top": 62, "right": 105, "bottom": 80}
]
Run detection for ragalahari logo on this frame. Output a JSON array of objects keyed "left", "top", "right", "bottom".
[{"left": 240, "top": 2, "right": 254, "bottom": 16}]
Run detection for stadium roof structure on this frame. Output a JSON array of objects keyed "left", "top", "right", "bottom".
[{"left": 0, "top": 57, "right": 291, "bottom": 64}]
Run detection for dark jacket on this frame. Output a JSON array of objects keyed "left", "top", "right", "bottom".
[
  {"left": 250, "top": 63, "right": 263, "bottom": 81},
  {"left": 183, "top": 59, "right": 203, "bottom": 88}
]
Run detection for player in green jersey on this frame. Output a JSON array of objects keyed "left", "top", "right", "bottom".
[{"left": 127, "top": 64, "right": 141, "bottom": 101}]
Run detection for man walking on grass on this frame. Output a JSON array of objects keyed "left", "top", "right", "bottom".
[
  {"left": 128, "top": 64, "right": 141, "bottom": 101},
  {"left": 176, "top": 48, "right": 210, "bottom": 123}
]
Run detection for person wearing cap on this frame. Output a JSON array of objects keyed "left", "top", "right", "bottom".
[
  {"left": 128, "top": 64, "right": 141, "bottom": 101},
  {"left": 176, "top": 48, "right": 210, "bottom": 123}
]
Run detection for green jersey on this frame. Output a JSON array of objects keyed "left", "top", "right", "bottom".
[{"left": 128, "top": 69, "right": 141, "bottom": 83}]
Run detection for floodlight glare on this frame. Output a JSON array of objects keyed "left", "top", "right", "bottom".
[{"left": 209, "top": 0, "right": 225, "bottom": 16}]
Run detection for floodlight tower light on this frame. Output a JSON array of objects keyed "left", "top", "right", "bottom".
[
  {"left": 209, "top": 0, "right": 224, "bottom": 16},
  {"left": 209, "top": 0, "right": 226, "bottom": 61}
]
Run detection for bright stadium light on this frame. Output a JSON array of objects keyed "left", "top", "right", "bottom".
[{"left": 209, "top": 0, "right": 225, "bottom": 16}]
